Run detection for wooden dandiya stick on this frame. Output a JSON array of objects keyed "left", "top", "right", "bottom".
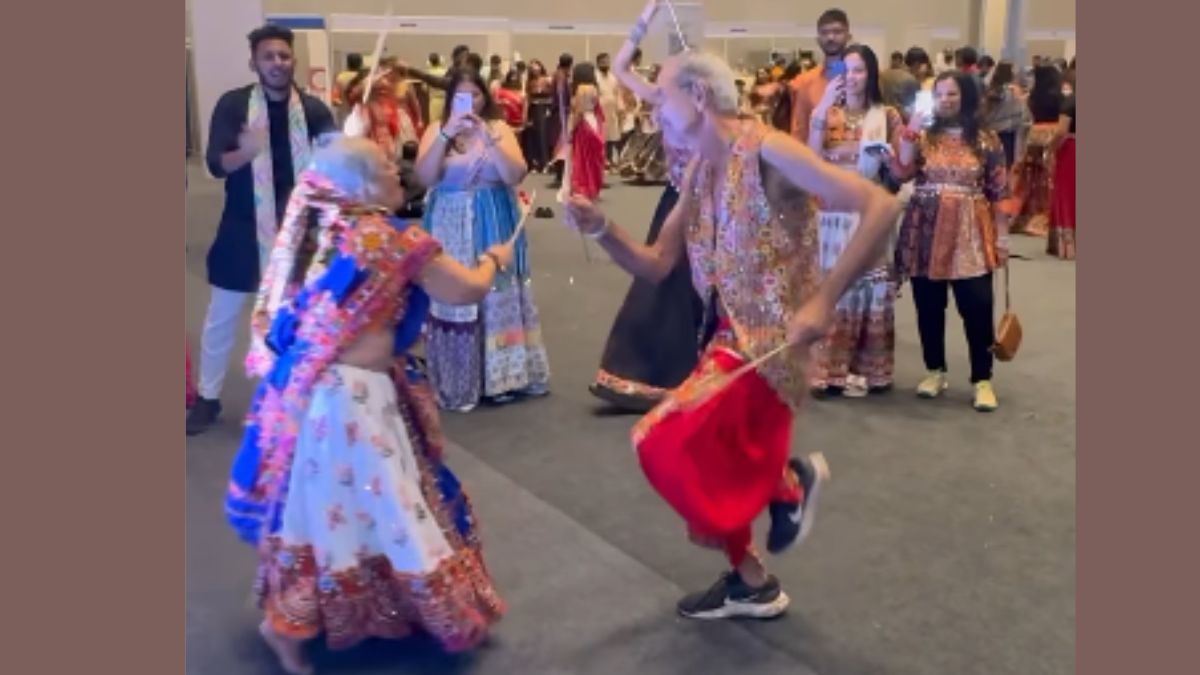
[
  {"left": 661, "top": 0, "right": 692, "bottom": 51},
  {"left": 361, "top": 4, "right": 395, "bottom": 106},
  {"left": 507, "top": 190, "right": 536, "bottom": 246}
]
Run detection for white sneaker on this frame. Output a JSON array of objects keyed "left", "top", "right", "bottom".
[
  {"left": 843, "top": 374, "right": 869, "bottom": 398},
  {"left": 916, "top": 371, "right": 948, "bottom": 399},
  {"left": 973, "top": 381, "right": 999, "bottom": 412}
]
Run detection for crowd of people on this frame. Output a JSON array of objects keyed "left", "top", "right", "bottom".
[{"left": 185, "top": 4, "right": 1076, "bottom": 673}]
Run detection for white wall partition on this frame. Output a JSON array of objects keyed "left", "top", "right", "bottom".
[
  {"left": 316, "top": 13, "right": 894, "bottom": 73},
  {"left": 1026, "top": 29, "right": 1075, "bottom": 61}
]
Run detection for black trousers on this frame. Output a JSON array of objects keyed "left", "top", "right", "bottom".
[
  {"left": 605, "top": 140, "right": 622, "bottom": 165},
  {"left": 910, "top": 274, "right": 995, "bottom": 383},
  {"left": 997, "top": 130, "right": 1017, "bottom": 168}
]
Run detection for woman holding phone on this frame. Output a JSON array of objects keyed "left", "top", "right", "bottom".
[
  {"left": 806, "top": 44, "right": 904, "bottom": 397},
  {"left": 415, "top": 68, "right": 550, "bottom": 412},
  {"left": 894, "top": 71, "right": 1012, "bottom": 412}
]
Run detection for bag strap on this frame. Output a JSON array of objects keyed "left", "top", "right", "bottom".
[{"left": 998, "top": 263, "right": 1012, "bottom": 313}]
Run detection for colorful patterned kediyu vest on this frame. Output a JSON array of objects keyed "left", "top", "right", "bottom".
[{"left": 686, "top": 120, "right": 821, "bottom": 410}]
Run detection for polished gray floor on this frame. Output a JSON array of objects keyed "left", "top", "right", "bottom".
[{"left": 185, "top": 161, "right": 1076, "bottom": 675}]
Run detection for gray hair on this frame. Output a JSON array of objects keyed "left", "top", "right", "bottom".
[
  {"left": 668, "top": 51, "right": 741, "bottom": 116},
  {"left": 307, "top": 134, "right": 382, "bottom": 200}
]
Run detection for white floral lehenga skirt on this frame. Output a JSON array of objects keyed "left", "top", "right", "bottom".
[{"left": 255, "top": 364, "right": 504, "bottom": 652}]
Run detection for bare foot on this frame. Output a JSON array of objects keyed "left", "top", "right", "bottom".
[{"left": 259, "top": 620, "right": 314, "bottom": 675}]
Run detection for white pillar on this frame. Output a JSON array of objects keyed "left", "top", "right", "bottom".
[
  {"left": 188, "top": 0, "right": 265, "bottom": 173},
  {"left": 979, "top": 0, "right": 1008, "bottom": 59},
  {"left": 1002, "top": 0, "right": 1028, "bottom": 65},
  {"left": 967, "top": 0, "right": 982, "bottom": 48},
  {"left": 977, "top": 0, "right": 1028, "bottom": 65}
]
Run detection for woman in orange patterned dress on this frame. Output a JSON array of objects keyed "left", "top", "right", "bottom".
[{"left": 895, "top": 71, "right": 1012, "bottom": 412}]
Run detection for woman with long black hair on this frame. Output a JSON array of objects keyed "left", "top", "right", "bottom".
[
  {"left": 414, "top": 67, "right": 550, "bottom": 411},
  {"left": 894, "top": 71, "right": 1012, "bottom": 412},
  {"left": 522, "top": 59, "right": 553, "bottom": 172},
  {"left": 1010, "top": 65, "right": 1064, "bottom": 236},
  {"left": 588, "top": 0, "right": 702, "bottom": 411},
  {"left": 806, "top": 44, "right": 904, "bottom": 397},
  {"left": 1049, "top": 74, "right": 1076, "bottom": 259}
]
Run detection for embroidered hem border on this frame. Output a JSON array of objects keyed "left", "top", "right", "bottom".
[
  {"left": 258, "top": 541, "right": 505, "bottom": 653},
  {"left": 593, "top": 369, "right": 670, "bottom": 400}
]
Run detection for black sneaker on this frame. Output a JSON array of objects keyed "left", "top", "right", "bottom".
[
  {"left": 186, "top": 398, "right": 222, "bottom": 436},
  {"left": 766, "top": 453, "right": 830, "bottom": 554},
  {"left": 810, "top": 385, "right": 846, "bottom": 400},
  {"left": 676, "top": 571, "right": 790, "bottom": 620}
]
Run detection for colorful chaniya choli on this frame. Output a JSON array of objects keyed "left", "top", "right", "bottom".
[
  {"left": 226, "top": 174, "right": 503, "bottom": 654},
  {"left": 809, "top": 105, "right": 902, "bottom": 392}
]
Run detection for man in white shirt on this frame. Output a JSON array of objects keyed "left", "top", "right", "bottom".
[{"left": 595, "top": 53, "right": 625, "bottom": 170}]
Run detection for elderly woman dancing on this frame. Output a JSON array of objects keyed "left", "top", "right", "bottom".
[{"left": 225, "top": 136, "right": 511, "bottom": 674}]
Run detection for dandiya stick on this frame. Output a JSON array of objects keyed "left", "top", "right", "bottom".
[
  {"left": 361, "top": 4, "right": 395, "bottom": 106},
  {"left": 506, "top": 190, "right": 536, "bottom": 246},
  {"left": 676, "top": 341, "right": 795, "bottom": 412}
]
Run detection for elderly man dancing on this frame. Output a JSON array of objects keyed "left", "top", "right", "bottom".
[{"left": 565, "top": 16, "right": 900, "bottom": 619}]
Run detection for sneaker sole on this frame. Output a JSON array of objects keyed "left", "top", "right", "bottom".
[
  {"left": 916, "top": 382, "right": 948, "bottom": 399},
  {"left": 678, "top": 591, "right": 791, "bottom": 621}
]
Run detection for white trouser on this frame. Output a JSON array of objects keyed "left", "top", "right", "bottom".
[{"left": 198, "top": 286, "right": 251, "bottom": 400}]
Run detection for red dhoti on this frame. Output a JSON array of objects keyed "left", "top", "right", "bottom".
[{"left": 632, "top": 331, "right": 801, "bottom": 567}]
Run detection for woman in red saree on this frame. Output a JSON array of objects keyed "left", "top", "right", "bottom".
[
  {"left": 568, "top": 63, "right": 606, "bottom": 200},
  {"left": 1048, "top": 95, "right": 1076, "bottom": 259}
]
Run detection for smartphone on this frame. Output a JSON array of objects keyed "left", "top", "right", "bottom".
[
  {"left": 451, "top": 92, "right": 473, "bottom": 117},
  {"left": 826, "top": 60, "right": 847, "bottom": 79},
  {"left": 913, "top": 89, "right": 935, "bottom": 122}
]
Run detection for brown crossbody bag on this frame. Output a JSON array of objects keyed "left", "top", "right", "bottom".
[{"left": 993, "top": 264, "right": 1022, "bottom": 362}]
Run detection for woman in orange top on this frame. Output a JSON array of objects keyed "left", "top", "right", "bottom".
[{"left": 894, "top": 71, "right": 1012, "bottom": 412}]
